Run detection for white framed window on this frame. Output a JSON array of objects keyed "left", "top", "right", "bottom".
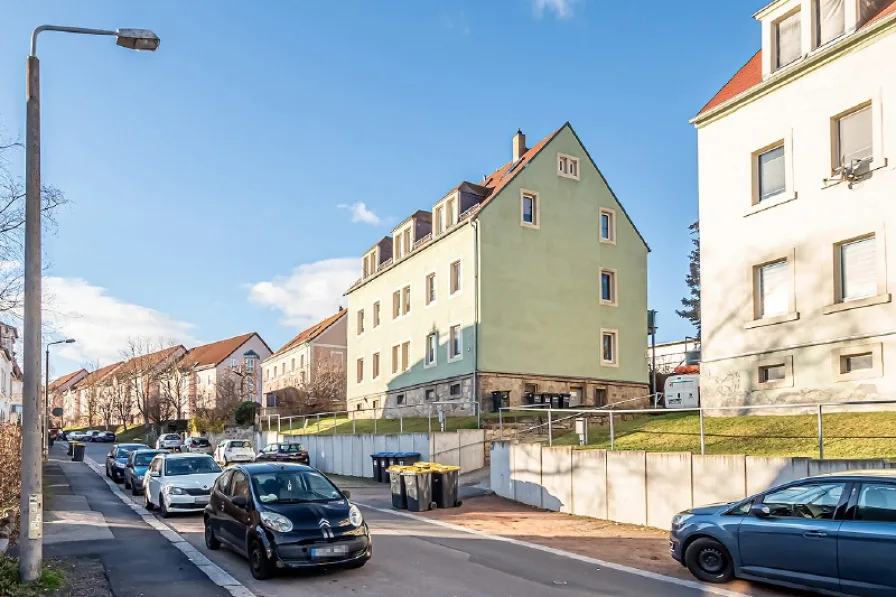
[
  {"left": 372, "top": 352, "right": 380, "bottom": 380},
  {"left": 448, "top": 324, "right": 463, "bottom": 362},
  {"left": 600, "top": 269, "right": 617, "bottom": 306},
  {"left": 403, "top": 228, "right": 412, "bottom": 254},
  {"left": 832, "top": 342, "right": 883, "bottom": 382},
  {"left": 425, "top": 389, "right": 436, "bottom": 401},
  {"left": 759, "top": 363, "right": 786, "bottom": 383},
  {"left": 401, "top": 341, "right": 410, "bottom": 372},
  {"left": 815, "top": 0, "right": 845, "bottom": 48},
  {"left": 838, "top": 235, "right": 876, "bottom": 302},
  {"left": 757, "top": 260, "right": 789, "bottom": 319},
  {"left": 447, "top": 198, "right": 457, "bottom": 227},
  {"left": 272, "top": 367, "right": 277, "bottom": 379},
  {"left": 425, "top": 332, "right": 437, "bottom": 367},
  {"left": 425, "top": 272, "right": 436, "bottom": 306},
  {"left": 600, "top": 329, "right": 618, "bottom": 367},
  {"left": 402, "top": 285, "right": 411, "bottom": 315},
  {"left": 357, "top": 308, "right": 365, "bottom": 335},
  {"left": 300, "top": 354, "right": 305, "bottom": 368},
  {"left": 395, "top": 234, "right": 404, "bottom": 260},
  {"left": 450, "top": 260, "right": 462, "bottom": 295},
  {"left": 833, "top": 104, "right": 873, "bottom": 173},
  {"left": 557, "top": 153, "right": 580, "bottom": 180},
  {"left": 775, "top": 9, "right": 802, "bottom": 70},
  {"left": 599, "top": 208, "right": 616, "bottom": 244},
  {"left": 392, "top": 290, "right": 401, "bottom": 319},
  {"left": 246, "top": 357, "right": 254, "bottom": 371},
  {"left": 373, "top": 301, "right": 381, "bottom": 327},
  {"left": 521, "top": 190, "right": 539, "bottom": 228},
  {"left": 435, "top": 206, "right": 444, "bottom": 235},
  {"left": 230, "top": 357, "right": 237, "bottom": 368},
  {"left": 757, "top": 145, "right": 786, "bottom": 202},
  {"left": 291, "top": 358, "right": 295, "bottom": 371},
  {"left": 356, "top": 358, "right": 364, "bottom": 383},
  {"left": 391, "top": 344, "right": 400, "bottom": 374}
]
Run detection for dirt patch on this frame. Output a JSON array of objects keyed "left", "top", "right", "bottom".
[
  {"left": 421, "top": 495, "right": 800, "bottom": 597},
  {"left": 52, "top": 557, "right": 113, "bottom": 597}
]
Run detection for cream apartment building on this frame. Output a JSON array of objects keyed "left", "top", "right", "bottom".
[{"left": 694, "top": 0, "right": 896, "bottom": 408}]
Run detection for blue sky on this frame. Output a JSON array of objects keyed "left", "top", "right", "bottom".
[{"left": 0, "top": 0, "right": 767, "bottom": 377}]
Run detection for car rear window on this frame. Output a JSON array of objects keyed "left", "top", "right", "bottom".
[
  {"left": 279, "top": 444, "right": 305, "bottom": 452},
  {"left": 230, "top": 440, "right": 249, "bottom": 448},
  {"left": 194, "top": 438, "right": 210, "bottom": 446},
  {"left": 163, "top": 434, "right": 180, "bottom": 440}
]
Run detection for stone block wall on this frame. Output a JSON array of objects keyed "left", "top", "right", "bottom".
[{"left": 478, "top": 371, "right": 649, "bottom": 412}]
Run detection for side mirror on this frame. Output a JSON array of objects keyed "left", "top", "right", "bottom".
[
  {"left": 751, "top": 503, "right": 772, "bottom": 518},
  {"left": 232, "top": 496, "right": 249, "bottom": 509},
  {"left": 149, "top": 471, "right": 160, "bottom": 478},
  {"left": 342, "top": 490, "right": 352, "bottom": 499}
]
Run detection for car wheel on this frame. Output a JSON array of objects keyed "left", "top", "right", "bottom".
[
  {"left": 249, "top": 540, "right": 274, "bottom": 580},
  {"left": 132, "top": 483, "right": 140, "bottom": 496},
  {"left": 204, "top": 519, "right": 220, "bottom": 550},
  {"left": 684, "top": 538, "right": 734, "bottom": 583},
  {"left": 144, "top": 491, "right": 154, "bottom": 510},
  {"left": 159, "top": 495, "right": 171, "bottom": 518},
  {"left": 124, "top": 476, "right": 131, "bottom": 490}
]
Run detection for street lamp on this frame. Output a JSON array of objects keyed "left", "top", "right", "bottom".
[
  {"left": 20, "top": 25, "right": 159, "bottom": 584},
  {"left": 44, "top": 338, "right": 75, "bottom": 453}
]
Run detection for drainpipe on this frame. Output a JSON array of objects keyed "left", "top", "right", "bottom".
[{"left": 472, "top": 217, "right": 481, "bottom": 428}]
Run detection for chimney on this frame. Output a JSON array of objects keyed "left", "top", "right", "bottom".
[{"left": 512, "top": 129, "right": 526, "bottom": 162}]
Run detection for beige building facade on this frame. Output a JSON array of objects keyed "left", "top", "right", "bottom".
[{"left": 695, "top": 0, "right": 896, "bottom": 408}]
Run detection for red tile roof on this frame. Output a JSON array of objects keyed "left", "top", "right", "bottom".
[
  {"left": 478, "top": 128, "right": 562, "bottom": 208},
  {"left": 48, "top": 369, "right": 86, "bottom": 392},
  {"left": 271, "top": 310, "right": 346, "bottom": 358},
  {"left": 182, "top": 333, "right": 265, "bottom": 369},
  {"left": 74, "top": 362, "right": 123, "bottom": 389},
  {"left": 697, "top": 2, "right": 896, "bottom": 117}
]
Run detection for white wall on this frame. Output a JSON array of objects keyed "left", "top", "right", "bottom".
[
  {"left": 491, "top": 441, "right": 896, "bottom": 530},
  {"left": 697, "top": 23, "right": 896, "bottom": 408}
]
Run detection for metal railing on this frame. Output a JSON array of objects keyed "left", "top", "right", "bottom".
[
  {"left": 263, "top": 398, "right": 479, "bottom": 438},
  {"left": 498, "top": 399, "right": 896, "bottom": 459}
]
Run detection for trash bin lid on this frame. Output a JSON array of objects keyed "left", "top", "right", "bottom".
[{"left": 403, "top": 452, "right": 421, "bottom": 458}]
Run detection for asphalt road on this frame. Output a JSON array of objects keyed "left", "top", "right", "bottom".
[{"left": 83, "top": 442, "right": 780, "bottom": 597}]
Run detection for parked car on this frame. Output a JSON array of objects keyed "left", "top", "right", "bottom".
[
  {"left": 183, "top": 437, "right": 214, "bottom": 455},
  {"left": 203, "top": 463, "right": 371, "bottom": 580},
  {"left": 156, "top": 433, "right": 184, "bottom": 451},
  {"left": 123, "top": 449, "right": 166, "bottom": 495},
  {"left": 95, "top": 430, "right": 116, "bottom": 443},
  {"left": 143, "top": 453, "right": 223, "bottom": 517},
  {"left": 215, "top": 439, "right": 255, "bottom": 465},
  {"left": 670, "top": 470, "right": 896, "bottom": 595},
  {"left": 64, "top": 430, "right": 81, "bottom": 441},
  {"left": 257, "top": 442, "right": 310, "bottom": 465},
  {"left": 84, "top": 430, "right": 101, "bottom": 442},
  {"left": 105, "top": 443, "right": 150, "bottom": 482}
]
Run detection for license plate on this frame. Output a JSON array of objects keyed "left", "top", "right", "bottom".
[
  {"left": 194, "top": 496, "right": 210, "bottom": 505},
  {"left": 311, "top": 545, "right": 348, "bottom": 558}
]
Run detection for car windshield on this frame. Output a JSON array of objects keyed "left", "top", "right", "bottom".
[
  {"left": 134, "top": 453, "right": 158, "bottom": 466},
  {"left": 115, "top": 448, "right": 136, "bottom": 458},
  {"left": 164, "top": 457, "right": 221, "bottom": 476},
  {"left": 229, "top": 441, "right": 249, "bottom": 448},
  {"left": 163, "top": 434, "right": 180, "bottom": 440},
  {"left": 252, "top": 470, "right": 343, "bottom": 504}
]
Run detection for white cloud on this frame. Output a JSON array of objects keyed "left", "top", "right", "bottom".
[
  {"left": 43, "top": 276, "right": 199, "bottom": 365},
  {"left": 247, "top": 258, "right": 357, "bottom": 330},
  {"left": 337, "top": 202, "right": 382, "bottom": 225},
  {"left": 533, "top": 0, "right": 578, "bottom": 19}
]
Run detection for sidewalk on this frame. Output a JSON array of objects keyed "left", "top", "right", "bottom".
[{"left": 43, "top": 447, "right": 231, "bottom": 597}]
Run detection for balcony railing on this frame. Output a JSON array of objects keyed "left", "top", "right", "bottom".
[{"left": 413, "top": 233, "right": 432, "bottom": 249}]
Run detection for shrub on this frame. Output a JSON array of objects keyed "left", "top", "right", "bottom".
[
  {"left": 233, "top": 401, "right": 258, "bottom": 426},
  {"left": 0, "top": 425, "right": 21, "bottom": 519},
  {"left": 189, "top": 418, "right": 224, "bottom": 434},
  {"left": 0, "top": 556, "right": 64, "bottom": 597}
]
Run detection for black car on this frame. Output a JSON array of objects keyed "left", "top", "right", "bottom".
[
  {"left": 257, "top": 443, "right": 310, "bottom": 465},
  {"left": 105, "top": 443, "right": 150, "bottom": 481},
  {"left": 94, "top": 430, "right": 116, "bottom": 443},
  {"left": 203, "top": 463, "right": 371, "bottom": 580}
]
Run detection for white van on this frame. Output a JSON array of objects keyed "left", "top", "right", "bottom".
[{"left": 664, "top": 374, "right": 700, "bottom": 409}]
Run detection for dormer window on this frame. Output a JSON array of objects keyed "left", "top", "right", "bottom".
[
  {"left": 447, "top": 198, "right": 457, "bottom": 228},
  {"left": 435, "top": 205, "right": 444, "bottom": 235},
  {"left": 815, "top": 0, "right": 845, "bottom": 48},
  {"left": 775, "top": 9, "right": 802, "bottom": 69}
]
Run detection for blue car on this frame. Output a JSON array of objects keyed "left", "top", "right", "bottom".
[
  {"left": 105, "top": 443, "right": 150, "bottom": 482},
  {"left": 123, "top": 449, "right": 167, "bottom": 495},
  {"left": 670, "top": 470, "right": 896, "bottom": 596}
]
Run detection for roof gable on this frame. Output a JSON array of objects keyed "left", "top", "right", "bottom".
[
  {"left": 49, "top": 369, "right": 87, "bottom": 392},
  {"left": 183, "top": 333, "right": 263, "bottom": 368},
  {"left": 270, "top": 310, "right": 347, "bottom": 358}
]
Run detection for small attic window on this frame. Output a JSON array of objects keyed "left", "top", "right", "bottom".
[
  {"left": 775, "top": 9, "right": 802, "bottom": 70},
  {"left": 558, "top": 153, "right": 580, "bottom": 180}
]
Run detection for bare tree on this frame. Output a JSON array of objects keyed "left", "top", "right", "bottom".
[
  {"left": 97, "top": 381, "right": 116, "bottom": 430},
  {"left": 118, "top": 337, "right": 184, "bottom": 428},
  {"left": 158, "top": 359, "right": 191, "bottom": 420},
  {"left": 306, "top": 355, "right": 347, "bottom": 410},
  {"left": 0, "top": 133, "right": 68, "bottom": 316},
  {"left": 112, "top": 375, "right": 135, "bottom": 431}
]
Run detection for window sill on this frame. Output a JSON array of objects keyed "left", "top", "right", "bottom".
[
  {"left": 599, "top": 238, "right": 616, "bottom": 246},
  {"left": 447, "top": 356, "right": 463, "bottom": 364},
  {"left": 599, "top": 299, "right": 618, "bottom": 307},
  {"left": 521, "top": 221, "right": 540, "bottom": 230},
  {"left": 745, "top": 311, "right": 800, "bottom": 329},
  {"left": 835, "top": 370, "right": 881, "bottom": 383},
  {"left": 423, "top": 362, "right": 437, "bottom": 370},
  {"left": 745, "top": 191, "right": 797, "bottom": 217},
  {"left": 822, "top": 293, "right": 891, "bottom": 315},
  {"left": 601, "top": 360, "right": 619, "bottom": 368}
]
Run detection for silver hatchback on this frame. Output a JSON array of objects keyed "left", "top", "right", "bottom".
[{"left": 156, "top": 433, "right": 184, "bottom": 451}]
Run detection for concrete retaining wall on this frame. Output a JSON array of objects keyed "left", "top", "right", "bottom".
[
  {"left": 285, "top": 430, "right": 483, "bottom": 478},
  {"left": 489, "top": 440, "right": 895, "bottom": 530}
]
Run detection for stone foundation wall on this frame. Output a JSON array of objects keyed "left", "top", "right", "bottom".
[
  {"left": 478, "top": 372, "right": 649, "bottom": 412},
  {"left": 347, "top": 375, "right": 475, "bottom": 419}
]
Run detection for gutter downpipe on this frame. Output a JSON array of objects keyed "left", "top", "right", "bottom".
[{"left": 472, "top": 217, "right": 481, "bottom": 429}]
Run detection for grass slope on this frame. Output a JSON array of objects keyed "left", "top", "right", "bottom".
[
  {"left": 280, "top": 415, "right": 481, "bottom": 436},
  {"left": 552, "top": 411, "right": 896, "bottom": 459}
]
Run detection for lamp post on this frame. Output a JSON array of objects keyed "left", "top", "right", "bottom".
[
  {"left": 20, "top": 25, "right": 159, "bottom": 583},
  {"left": 44, "top": 338, "right": 75, "bottom": 454}
]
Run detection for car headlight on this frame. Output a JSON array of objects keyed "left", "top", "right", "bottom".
[
  {"left": 166, "top": 486, "right": 186, "bottom": 495},
  {"left": 672, "top": 512, "right": 694, "bottom": 526},
  {"left": 260, "top": 511, "right": 293, "bottom": 533},
  {"left": 349, "top": 504, "right": 363, "bottom": 528}
]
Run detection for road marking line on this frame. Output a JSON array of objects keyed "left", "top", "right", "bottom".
[
  {"left": 355, "top": 502, "right": 748, "bottom": 597},
  {"left": 83, "top": 455, "right": 257, "bottom": 597}
]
